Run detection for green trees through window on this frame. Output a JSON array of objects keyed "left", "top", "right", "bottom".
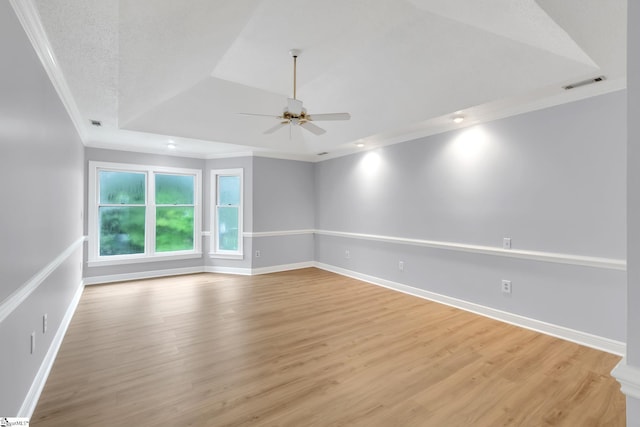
[
  {"left": 217, "top": 175, "right": 240, "bottom": 251},
  {"left": 95, "top": 167, "right": 199, "bottom": 258},
  {"left": 216, "top": 174, "right": 241, "bottom": 252},
  {"left": 155, "top": 174, "right": 194, "bottom": 252},
  {"left": 99, "top": 171, "right": 146, "bottom": 256}
]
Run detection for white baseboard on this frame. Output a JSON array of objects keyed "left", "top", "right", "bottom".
[
  {"left": 76, "top": 262, "right": 628, "bottom": 355},
  {"left": 18, "top": 279, "right": 85, "bottom": 418},
  {"left": 205, "top": 266, "right": 252, "bottom": 275},
  {"left": 83, "top": 262, "right": 315, "bottom": 284},
  {"left": 315, "top": 262, "right": 626, "bottom": 356},
  {"left": 204, "top": 262, "right": 314, "bottom": 276},
  {"left": 612, "top": 359, "right": 640, "bottom": 400},
  {"left": 83, "top": 267, "right": 206, "bottom": 285},
  {"left": 251, "top": 261, "right": 315, "bottom": 275}
]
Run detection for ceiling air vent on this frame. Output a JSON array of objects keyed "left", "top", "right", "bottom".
[
  {"left": 563, "top": 76, "right": 606, "bottom": 90},
  {"left": 317, "top": 152, "right": 329, "bottom": 156},
  {"left": 90, "top": 119, "right": 102, "bottom": 127}
]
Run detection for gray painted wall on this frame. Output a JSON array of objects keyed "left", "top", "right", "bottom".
[
  {"left": 626, "top": 0, "right": 640, "bottom": 424},
  {"left": 316, "top": 91, "right": 626, "bottom": 257},
  {"left": 252, "top": 234, "right": 314, "bottom": 269},
  {"left": 315, "top": 90, "right": 626, "bottom": 341},
  {"left": 250, "top": 157, "right": 315, "bottom": 268},
  {"left": 627, "top": 0, "right": 640, "bottom": 368},
  {"left": 253, "top": 157, "right": 315, "bottom": 232},
  {"left": 0, "top": 3, "right": 84, "bottom": 415}
]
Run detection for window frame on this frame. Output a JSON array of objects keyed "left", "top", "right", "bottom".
[
  {"left": 210, "top": 168, "right": 244, "bottom": 259},
  {"left": 88, "top": 161, "right": 202, "bottom": 266}
]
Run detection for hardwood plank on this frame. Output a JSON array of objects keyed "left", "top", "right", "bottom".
[{"left": 32, "top": 268, "right": 625, "bottom": 426}]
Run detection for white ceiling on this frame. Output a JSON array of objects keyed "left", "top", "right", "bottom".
[{"left": 30, "top": 0, "right": 626, "bottom": 161}]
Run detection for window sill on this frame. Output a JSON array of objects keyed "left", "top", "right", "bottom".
[
  {"left": 209, "top": 252, "right": 244, "bottom": 260},
  {"left": 88, "top": 252, "right": 203, "bottom": 267}
]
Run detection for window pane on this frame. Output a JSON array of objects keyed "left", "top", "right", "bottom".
[
  {"left": 218, "top": 206, "right": 239, "bottom": 251},
  {"left": 156, "top": 207, "right": 194, "bottom": 252},
  {"left": 219, "top": 176, "right": 240, "bottom": 205},
  {"left": 99, "top": 207, "right": 145, "bottom": 255},
  {"left": 155, "top": 174, "right": 194, "bottom": 205},
  {"left": 99, "top": 171, "right": 145, "bottom": 204}
]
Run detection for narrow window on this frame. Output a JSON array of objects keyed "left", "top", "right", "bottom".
[{"left": 212, "top": 169, "right": 243, "bottom": 258}]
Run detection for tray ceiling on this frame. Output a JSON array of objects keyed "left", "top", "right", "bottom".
[{"left": 30, "top": 0, "right": 626, "bottom": 160}]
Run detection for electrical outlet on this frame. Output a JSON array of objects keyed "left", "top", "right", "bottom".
[
  {"left": 503, "top": 237, "right": 512, "bottom": 249},
  {"left": 43, "top": 314, "right": 48, "bottom": 334},
  {"left": 345, "top": 250, "right": 350, "bottom": 259},
  {"left": 502, "top": 280, "right": 512, "bottom": 295},
  {"left": 30, "top": 332, "right": 35, "bottom": 354},
  {"left": 255, "top": 250, "right": 261, "bottom": 258},
  {"left": 399, "top": 261, "right": 404, "bottom": 271}
]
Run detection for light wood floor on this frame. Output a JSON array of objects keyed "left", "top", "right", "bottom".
[{"left": 33, "top": 268, "right": 624, "bottom": 426}]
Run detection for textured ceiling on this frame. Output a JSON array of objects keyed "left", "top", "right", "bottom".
[{"left": 32, "top": 0, "right": 626, "bottom": 160}]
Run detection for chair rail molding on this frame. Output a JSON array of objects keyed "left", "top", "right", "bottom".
[
  {"left": 315, "top": 229, "right": 625, "bottom": 271},
  {"left": 0, "top": 236, "right": 86, "bottom": 324}
]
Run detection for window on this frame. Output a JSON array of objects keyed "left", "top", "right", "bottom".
[
  {"left": 88, "top": 161, "right": 201, "bottom": 265},
  {"left": 211, "top": 169, "right": 243, "bottom": 258},
  {"left": 155, "top": 173, "right": 195, "bottom": 252}
]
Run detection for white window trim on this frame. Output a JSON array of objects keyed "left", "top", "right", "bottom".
[
  {"left": 88, "top": 161, "right": 202, "bottom": 266},
  {"left": 210, "top": 168, "right": 244, "bottom": 259}
]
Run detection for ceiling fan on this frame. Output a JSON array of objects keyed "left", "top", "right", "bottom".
[{"left": 240, "top": 49, "right": 351, "bottom": 136}]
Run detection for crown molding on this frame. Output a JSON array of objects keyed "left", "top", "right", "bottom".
[{"left": 9, "top": 0, "right": 88, "bottom": 143}]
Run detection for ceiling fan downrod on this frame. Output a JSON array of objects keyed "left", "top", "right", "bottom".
[{"left": 289, "top": 49, "right": 300, "bottom": 100}]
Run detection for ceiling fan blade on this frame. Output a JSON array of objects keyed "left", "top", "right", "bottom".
[
  {"left": 306, "top": 112, "right": 351, "bottom": 121},
  {"left": 300, "top": 121, "right": 326, "bottom": 135},
  {"left": 238, "top": 112, "right": 282, "bottom": 119},
  {"left": 287, "top": 98, "right": 303, "bottom": 115},
  {"left": 264, "top": 122, "right": 289, "bottom": 134}
]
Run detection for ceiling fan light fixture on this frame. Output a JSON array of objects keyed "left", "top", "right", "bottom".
[{"left": 240, "top": 50, "right": 351, "bottom": 136}]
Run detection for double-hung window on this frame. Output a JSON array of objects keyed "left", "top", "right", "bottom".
[
  {"left": 88, "top": 161, "right": 201, "bottom": 265},
  {"left": 211, "top": 169, "right": 243, "bottom": 258}
]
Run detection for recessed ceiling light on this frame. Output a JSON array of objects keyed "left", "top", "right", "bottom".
[
  {"left": 453, "top": 115, "right": 465, "bottom": 124},
  {"left": 167, "top": 141, "right": 176, "bottom": 150},
  {"left": 355, "top": 141, "right": 365, "bottom": 148}
]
